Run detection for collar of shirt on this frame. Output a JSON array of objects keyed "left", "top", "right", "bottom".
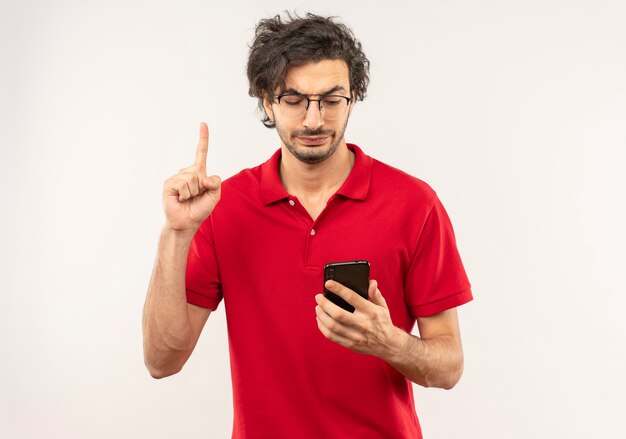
[{"left": 259, "top": 143, "right": 373, "bottom": 205}]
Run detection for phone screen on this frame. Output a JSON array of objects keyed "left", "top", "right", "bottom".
[{"left": 323, "top": 260, "right": 370, "bottom": 313}]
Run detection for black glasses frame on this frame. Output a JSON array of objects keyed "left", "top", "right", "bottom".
[{"left": 273, "top": 93, "right": 353, "bottom": 112}]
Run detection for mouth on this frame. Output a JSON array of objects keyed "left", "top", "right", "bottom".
[{"left": 295, "top": 136, "right": 330, "bottom": 146}]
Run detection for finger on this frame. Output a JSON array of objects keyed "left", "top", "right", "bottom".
[
  {"left": 173, "top": 173, "right": 200, "bottom": 198},
  {"left": 194, "top": 122, "right": 209, "bottom": 166},
  {"left": 315, "top": 293, "right": 358, "bottom": 324},
  {"left": 178, "top": 163, "right": 206, "bottom": 176},
  {"left": 175, "top": 166, "right": 207, "bottom": 199},
  {"left": 316, "top": 316, "right": 359, "bottom": 350},
  {"left": 368, "top": 280, "right": 388, "bottom": 308},
  {"left": 202, "top": 175, "right": 221, "bottom": 191},
  {"left": 166, "top": 178, "right": 191, "bottom": 201},
  {"left": 315, "top": 305, "right": 365, "bottom": 342},
  {"left": 324, "top": 280, "right": 370, "bottom": 311},
  {"left": 185, "top": 172, "right": 200, "bottom": 197},
  {"left": 315, "top": 305, "right": 352, "bottom": 337}
]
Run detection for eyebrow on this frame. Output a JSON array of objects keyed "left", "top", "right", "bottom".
[{"left": 280, "top": 85, "right": 347, "bottom": 97}]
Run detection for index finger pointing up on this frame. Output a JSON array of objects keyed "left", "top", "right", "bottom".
[{"left": 195, "top": 122, "right": 209, "bottom": 166}]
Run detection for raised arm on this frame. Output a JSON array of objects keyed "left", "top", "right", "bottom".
[{"left": 142, "top": 122, "right": 221, "bottom": 378}]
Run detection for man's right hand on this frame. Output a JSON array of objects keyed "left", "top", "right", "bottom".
[{"left": 162, "top": 122, "right": 221, "bottom": 233}]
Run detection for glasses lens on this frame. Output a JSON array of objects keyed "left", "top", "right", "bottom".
[
  {"left": 278, "top": 95, "right": 306, "bottom": 118},
  {"left": 320, "top": 96, "right": 347, "bottom": 120}
]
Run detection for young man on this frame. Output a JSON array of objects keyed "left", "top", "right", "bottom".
[{"left": 143, "top": 12, "right": 473, "bottom": 439}]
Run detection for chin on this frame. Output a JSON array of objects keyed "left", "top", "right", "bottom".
[{"left": 289, "top": 141, "right": 339, "bottom": 164}]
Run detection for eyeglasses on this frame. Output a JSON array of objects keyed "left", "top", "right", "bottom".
[{"left": 273, "top": 94, "right": 352, "bottom": 120}]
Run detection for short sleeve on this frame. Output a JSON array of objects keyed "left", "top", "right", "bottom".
[
  {"left": 405, "top": 195, "right": 473, "bottom": 317},
  {"left": 185, "top": 217, "right": 223, "bottom": 310}
]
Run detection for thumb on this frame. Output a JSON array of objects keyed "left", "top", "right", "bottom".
[
  {"left": 203, "top": 175, "right": 221, "bottom": 191},
  {"left": 369, "top": 280, "right": 388, "bottom": 308},
  {"left": 200, "top": 176, "right": 221, "bottom": 207}
]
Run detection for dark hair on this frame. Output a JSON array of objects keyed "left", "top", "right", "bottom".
[{"left": 247, "top": 11, "right": 370, "bottom": 128}]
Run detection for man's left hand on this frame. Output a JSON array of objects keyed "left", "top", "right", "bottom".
[{"left": 315, "top": 279, "right": 403, "bottom": 358}]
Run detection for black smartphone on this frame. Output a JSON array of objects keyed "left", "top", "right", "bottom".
[{"left": 323, "top": 260, "right": 370, "bottom": 313}]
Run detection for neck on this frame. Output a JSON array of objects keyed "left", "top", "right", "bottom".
[{"left": 279, "top": 141, "right": 355, "bottom": 198}]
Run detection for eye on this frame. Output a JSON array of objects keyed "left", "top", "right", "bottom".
[
  {"left": 281, "top": 96, "right": 305, "bottom": 106},
  {"left": 322, "top": 96, "right": 344, "bottom": 106}
]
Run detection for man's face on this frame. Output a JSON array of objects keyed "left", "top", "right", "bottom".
[{"left": 263, "top": 59, "right": 354, "bottom": 165}]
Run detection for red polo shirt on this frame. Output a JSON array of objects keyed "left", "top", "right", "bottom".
[{"left": 186, "top": 144, "right": 472, "bottom": 439}]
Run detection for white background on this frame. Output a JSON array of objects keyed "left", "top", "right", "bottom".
[{"left": 2, "top": 0, "right": 625, "bottom": 438}]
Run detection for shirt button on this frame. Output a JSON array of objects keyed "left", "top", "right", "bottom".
[
  {"left": 288, "top": 199, "right": 295, "bottom": 206},
  {"left": 310, "top": 229, "right": 316, "bottom": 236}
]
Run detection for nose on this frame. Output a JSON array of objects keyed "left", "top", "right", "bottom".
[{"left": 303, "top": 101, "right": 324, "bottom": 130}]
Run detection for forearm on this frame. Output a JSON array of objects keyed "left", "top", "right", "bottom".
[
  {"left": 142, "top": 226, "right": 196, "bottom": 376},
  {"left": 384, "top": 327, "right": 464, "bottom": 389}
]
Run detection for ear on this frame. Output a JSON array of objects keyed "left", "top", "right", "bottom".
[{"left": 262, "top": 96, "right": 275, "bottom": 123}]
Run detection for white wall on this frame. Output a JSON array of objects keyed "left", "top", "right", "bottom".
[{"left": 1, "top": 1, "right": 625, "bottom": 438}]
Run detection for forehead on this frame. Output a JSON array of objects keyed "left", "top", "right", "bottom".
[{"left": 283, "top": 59, "right": 350, "bottom": 94}]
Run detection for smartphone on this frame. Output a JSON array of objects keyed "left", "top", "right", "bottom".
[{"left": 323, "top": 260, "right": 370, "bottom": 313}]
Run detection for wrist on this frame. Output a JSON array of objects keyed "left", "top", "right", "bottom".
[
  {"left": 383, "top": 326, "right": 414, "bottom": 364},
  {"left": 161, "top": 224, "right": 197, "bottom": 243}
]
